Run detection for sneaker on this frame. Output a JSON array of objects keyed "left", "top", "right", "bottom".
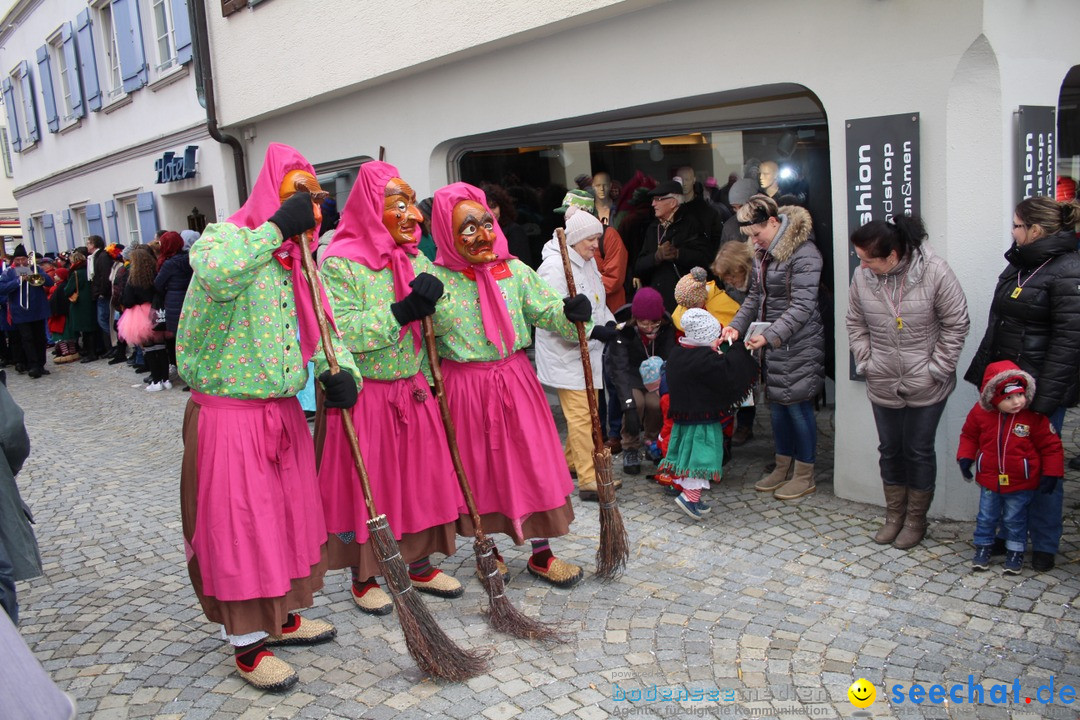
[
  {"left": 146, "top": 381, "right": 163, "bottom": 392},
  {"left": 622, "top": 449, "right": 641, "bottom": 476},
  {"left": 971, "top": 545, "right": 992, "bottom": 570},
  {"left": 644, "top": 442, "right": 662, "bottom": 463},
  {"left": 1003, "top": 550, "right": 1024, "bottom": 575},
  {"left": 161, "top": 379, "right": 173, "bottom": 390},
  {"left": 697, "top": 498, "right": 712, "bottom": 515},
  {"left": 1032, "top": 551, "right": 1055, "bottom": 572},
  {"left": 675, "top": 493, "right": 703, "bottom": 520}
]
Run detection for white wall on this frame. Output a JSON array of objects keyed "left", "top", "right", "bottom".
[{"left": 205, "top": 0, "right": 1080, "bottom": 518}]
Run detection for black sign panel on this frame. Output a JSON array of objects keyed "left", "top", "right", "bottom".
[
  {"left": 1016, "top": 106, "right": 1055, "bottom": 205},
  {"left": 844, "top": 113, "right": 920, "bottom": 380}
]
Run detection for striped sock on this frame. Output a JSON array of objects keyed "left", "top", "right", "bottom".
[
  {"left": 683, "top": 488, "right": 702, "bottom": 503},
  {"left": 529, "top": 538, "right": 553, "bottom": 569},
  {"left": 408, "top": 556, "right": 434, "bottom": 580},
  {"left": 351, "top": 568, "right": 378, "bottom": 596}
]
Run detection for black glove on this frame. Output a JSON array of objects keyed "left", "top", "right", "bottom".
[
  {"left": 958, "top": 458, "right": 974, "bottom": 481},
  {"left": 1039, "top": 475, "right": 1061, "bottom": 495},
  {"left": 319, "top": 369, "right": 358, "bottom": 409},
  {"left": 269, "top": 191, "right": 316, "bottom": 240},
  {"left": 563, "top": 294, "right": 592, "bottom": 323},
  {"left": 590, "top": 321, "right": 618, "bottom": 343},
  {"left": 390, "top": 272, "right": 444, "bottom": 326}
]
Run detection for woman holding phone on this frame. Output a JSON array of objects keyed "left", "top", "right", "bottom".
[{"left": 721, "top": 195, "right": 823, "bottom": 500}]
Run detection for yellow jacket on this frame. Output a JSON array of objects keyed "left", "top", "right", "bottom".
[{"left": 672, "top": 281, "right": 741, "bottom": 331}]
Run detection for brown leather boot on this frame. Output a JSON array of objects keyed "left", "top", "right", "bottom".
[
  {"left": 754, "top": 455, "right": 793, "bottom": 492},
  {"left": 874, "top": 484, "right": 908, "bottom": 544},
  {"left": 893, "top": 489, "right": 933, "bottom": 549},
  {"left": 773, "top": 460, "right": 816, "bottom": 500}
]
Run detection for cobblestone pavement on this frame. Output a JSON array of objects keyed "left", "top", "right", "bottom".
[{"left": 6, "top": 359, "right": 1080, "bottom": 720}]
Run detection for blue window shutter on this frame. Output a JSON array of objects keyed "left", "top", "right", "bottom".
[
  {"left": 18, "top": 61, "right": 39, "bottom": 143},
  {"left": 61, "top": 209, "right": 74, "bottom": 249},
  {"left": 104, "top": 200, "right": 120, "bottom": 244},
  {"left": 75, "top": 10, "right": 102, "bottom": 112},
  {"left": 42, "top": 213, "right": 58, "bottom": 254},
  {"left": 86, "top": 203, "right": 104, "bottom": 238},
  {"left": 2, "top": 78, "right": 21, "bottom": 152},
  {"left": 60, "top": 23, "right": 84, "bottom": 119},
  {"left": 171, "top": 0, "right": 192, "bottom": 65},
  {"left": 136, "top": 192, "right": 158, "bottom": 243},
  {"left": 35, "top": 46, "right": 59, "bottom": 132},
  {"left": 113, "top": 0, "right": 147, "bottom": 93}
]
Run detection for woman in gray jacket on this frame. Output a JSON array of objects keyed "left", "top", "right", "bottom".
[
  {"left": 722, "top": 195, "right": 824, "bottom": 500},
  {"left": 846, "top": 216, "right": 968, "bottom": 549}
]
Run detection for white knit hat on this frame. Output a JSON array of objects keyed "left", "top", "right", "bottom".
[
  {"left": 681, "top": 308, "right": 720, "bottom": 346},
  {"left": 564, "top": 210, "right": 603, "bottom": 246}
]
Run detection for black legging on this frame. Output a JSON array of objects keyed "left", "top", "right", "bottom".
[{"left": 145, "top": 347, "right": 169, "bottom": 383}]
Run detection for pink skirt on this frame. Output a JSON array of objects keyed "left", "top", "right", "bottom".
[
  {"left": 117, "top": 303, "right": 166, "bottom": 346},
  {"left": 186, "top": 391, "right": 326, "bottom": 602},
  {"left": 318, "top": 372, "right": 465, "bottom": 544},
  {"left": 442, "top": 351, "right": 574, "bottom": 540}
]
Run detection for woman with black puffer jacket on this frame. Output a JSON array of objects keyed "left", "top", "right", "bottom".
[
  {"left": 965, "top": 195, "right": 1080, "bottom": 572},
  {"left": 153, "top": 231, "right": 193, "bottom": 372}
]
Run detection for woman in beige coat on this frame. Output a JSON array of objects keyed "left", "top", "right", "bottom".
[{"left": 846, "top": 215, "right": 969, "bottom": 549}]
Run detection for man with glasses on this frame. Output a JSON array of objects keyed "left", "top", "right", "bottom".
[{"left": 633, "top": 179, "right": 713, "bottom": 312}]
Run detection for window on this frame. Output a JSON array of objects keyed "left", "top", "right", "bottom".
[
  {"left": 73, "top": 207, "right": 89, "bottom": 239},
  {"left": 0, "top": 128, "right": 12, "bottom": 177},
  {"left": 122, "top": 198, "right": 140, "bottom": 244},
  {"left": 50, "top": 38, "right": 74, "bottom": 121},
  {"left": 96, "top": 2, "right": 124, "bottom": 99},
  {"left": 31, "top": 215, "right": 44, "bottom": 254},
  {"left": 151, "top": 0, "right": 176, "bottom": 71}
]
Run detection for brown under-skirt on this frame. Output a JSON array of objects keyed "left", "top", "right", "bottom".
[
  {"left": 326, "top": 523, "right": 459, "bottom": 579},
  {"left": 181, "top": 400, "right": 328, "bottom": 637},
  {"left": 455, "top": 499, "right": 576, "bottom": 546}
]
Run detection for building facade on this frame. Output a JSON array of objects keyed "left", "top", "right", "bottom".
[{"left": 0, "top": 0, "right": 230, "bottom": 256}]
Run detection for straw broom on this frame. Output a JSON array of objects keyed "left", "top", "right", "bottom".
[
  {"left": 294, "top": 219, "right": 488, "bottom": 682},
  {"left": 556, "top": 228, "right": 629, "bottom": 579},
  {"left": 421, "top": 317, "right": 568, "bottom": 642}
]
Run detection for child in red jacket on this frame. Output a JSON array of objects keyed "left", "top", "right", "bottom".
[{"left": 957, "top": 360, "right": 1063, "bottom": 575}]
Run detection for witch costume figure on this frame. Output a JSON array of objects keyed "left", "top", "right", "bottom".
[
  {"left": 316, "top": 161, "right": 466, "bottom": 615},
  {"left": 176, "top": 143, "right": 360, "bottom": 692},
  {"left": 429, "top": 182, "right": 593, "bottom": 587}
]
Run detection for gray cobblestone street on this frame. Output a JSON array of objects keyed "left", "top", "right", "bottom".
[{"left": 6, "top": 359, "right": 1080, "bottom": 719}]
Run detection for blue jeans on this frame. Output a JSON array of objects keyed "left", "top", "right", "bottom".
[
  {"left": 96, "top": 298, "right": 112, "bottom": 352},
  {"left": 976, "top": 488, "right": 1033, "bottom": 552},
  {"left": 769, "top": 400, "right": 816, "bottom": 463},
  {"left": 871, "top": 400, "right": 947, "bottom": 492},
  {"left": 1027, "top": 406, "right": 1065, "bottom": 553}
]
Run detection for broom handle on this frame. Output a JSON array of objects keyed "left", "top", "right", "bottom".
[
  {"left": 294, "top": 230, "right": 379, "bottom": 520},
  {"left": 421, "top": 317, "right": 483, "bottom": 531},
  {"left": 556, "top": 228, "right": 604, "bottom": 453}
]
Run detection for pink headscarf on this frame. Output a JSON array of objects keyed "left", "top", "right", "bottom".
[
  {"left": 432, "top": 182, "right": 517, "bottom": 357},
  {"left": 321, "top": 161, "right": 421, "bottom": 352},
  {"left": 227, "top": 142, "right": 337, "bottom": 366}
]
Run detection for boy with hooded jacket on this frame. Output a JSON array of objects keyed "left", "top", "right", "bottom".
[{"left": 958, "top": 360, "right": 1063, "bottom": 574}]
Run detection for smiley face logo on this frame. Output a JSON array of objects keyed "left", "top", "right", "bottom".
[{"left": 848, "top": 678, "right": 876, "bottom": 708}]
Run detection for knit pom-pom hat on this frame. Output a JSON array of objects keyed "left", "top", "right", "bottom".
[{"left": 674, "top": 267, "right": 709, "bottom": 308}]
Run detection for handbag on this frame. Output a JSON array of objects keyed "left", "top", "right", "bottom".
[{"left": 68, "top": 273, "right": 79, "bottom": 303}]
